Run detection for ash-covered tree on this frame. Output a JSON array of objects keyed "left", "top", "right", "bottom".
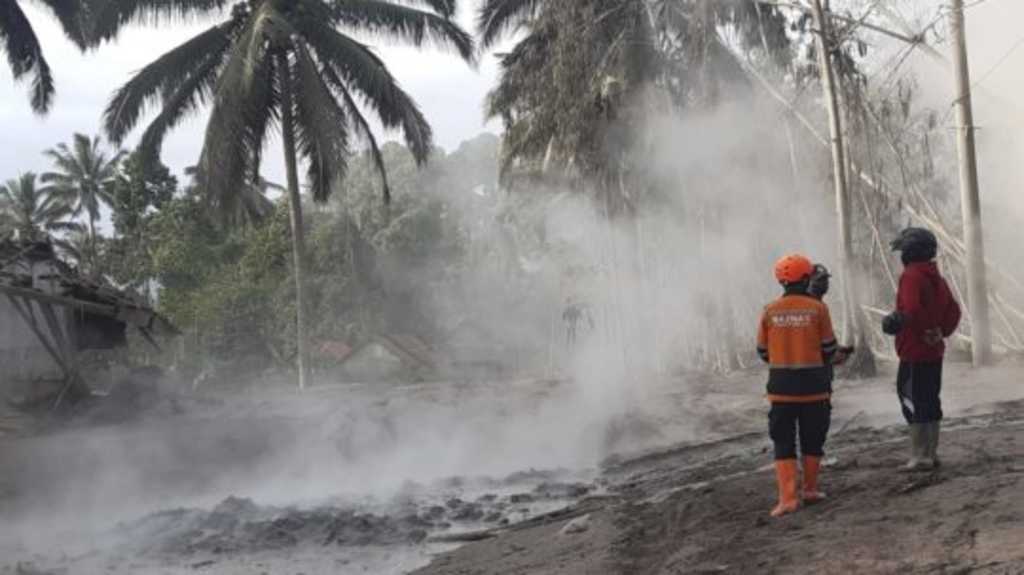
[
  {"left": 101, "top": 0, "right": 474, "bottom": 388},
  {"left": 479, "top": 0, "right": 791, "bottom": 216}
]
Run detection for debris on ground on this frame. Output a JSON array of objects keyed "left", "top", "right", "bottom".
[
  {"left": 415, "top": 405, "right": 1024, "bottom": 574},
  {"left": 558, "top": 513, "right": 591, "bottom": 535}
]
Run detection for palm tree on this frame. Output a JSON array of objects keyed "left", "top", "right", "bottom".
[
  {"left": 41, "top": 133, "right": 124, "bottom": 270},
  {"left": 102, "top": 0, "right": 474, "bottom": 388},
  {"left": 53, "top": 226, "right": 92, "bottom": 268},
  {"left": 0, "top": 0, "right": 91, "bottom": 113},
  {"left": 183, "top": 165, "right": 279, "bottom": 227},
  {"left": 0, "top": 172, "right": 81, "bottom": 240},
  {"left": 480, "top": 0, "right": 791, "bottom": 207}
]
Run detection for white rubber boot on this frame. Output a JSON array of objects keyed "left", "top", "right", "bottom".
[{"left": 902, "top": 424, "right": 934, "bottom": 472}]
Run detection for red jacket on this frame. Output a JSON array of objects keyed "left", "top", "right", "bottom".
[{"left": 895, "top": 262, "right": 962, "bottom": 362}]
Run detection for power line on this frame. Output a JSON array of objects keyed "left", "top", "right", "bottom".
[
  {"left": 972, "top": 35, "right": 1024, "bottom": 88},
  {"left": 962, "top": 0, "right": 996, "bottom": 9}
]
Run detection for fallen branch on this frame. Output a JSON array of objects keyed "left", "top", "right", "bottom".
[
  {"left": 427, "top": 530, "right": 498, "bottom": 543},
  {"left": 735, "top": 41, "right": 1024, "bottom": 307},
  {"left": 763, "top": 0, "right": 946, "bottom": 62}
]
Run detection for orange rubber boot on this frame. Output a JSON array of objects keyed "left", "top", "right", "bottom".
[
  {"left": 802, "top": 455, "right": 827, "bottom": 503},
  {"left": 771, "top": 459, "right": 800, "bottom": 517}
]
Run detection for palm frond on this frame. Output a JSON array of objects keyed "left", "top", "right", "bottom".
[
  {"left": 87, "top": 0, "right": 229, "bottom": 45},
  {"left": 103, "top": 20, "right": 237, "bottom": 144},
  {"left": 194, "top": 6, "right": 277, "bottom": 220},
  {"left": 240, "top": 181, "right": 275, "bottom": 223},
  {"left": 300, "top": 20, "right": 433, "bottom": 163},
  {"left": 0, "top": 0, "right": 55, "bottom": 113},
  {"left": 386, "top": 0, "right": 458, "bottom": 19},
  {"left": 41, "top": 133, "right": 123, "bottom": 222},
  {"left": 477, "top": 0, "right": 539, "bottom": 50},
  {"left": 135, "top": 53, "right": 224, "bottom": 165},
  {"left": 320, "top": 60, "right": 391, "bottom": 203},
  {"left": 45, "top": 220, "right": 86, "bottom": 234},
  {"left": 291, "top": 42, "right": 351, "bottom": 203},
  {"left": 485, "top": 25, "right": 552, "bottom": 119},
  {"left": 332, "top": 0, "right": 474, "bottom": 63},
  {"left": 36, "top": 0, "right": 90, "bottom": 49},
  {"left": 42, "top": 143, "right": 86, "bottom": 180},
  {"left": 0, "top": 172, "right": 82, "bottom": 238}
]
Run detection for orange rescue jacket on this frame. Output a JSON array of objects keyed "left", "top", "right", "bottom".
[{"left": 757, "top": 293, "right": 838, "bottom": 401}]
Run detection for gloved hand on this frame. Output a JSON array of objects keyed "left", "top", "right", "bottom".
[
  {"left": 882, "top": 311, "right": 904, "bottom": 336},
  {"left": 832, "top": 345, "right": 855, "bottom": 366}
]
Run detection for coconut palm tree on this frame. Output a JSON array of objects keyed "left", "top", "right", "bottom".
[
  {"left": 0, "top": 172, "right": 82, "bottom": 240},
  {"left": 41, "top": 133, "right": 125, "bottom": 271},
  {"left": 53, "top": 226, "right": 93, "bottom": 268},
  {"left": 183, "top": 165, "right": 279, "bottom": 227},
  {"left": 480, "top": 0, "right": 792, "bottom": 202},
  {"left": 102, "top": 0, "right": 474, "bottom": 388},
  {"left": 481, "top": 0, "right": 661, "bottom": 217},
  {"left": 0, "top": 0, "right": 91, "bottom": 113}
]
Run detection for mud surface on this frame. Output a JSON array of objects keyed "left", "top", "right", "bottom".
[
  {"left": 415, "top": 401, "right": 1024, "bottom": 574},
  {"left": 2, "top": 361, "right": 1023, "bottom": 574}
]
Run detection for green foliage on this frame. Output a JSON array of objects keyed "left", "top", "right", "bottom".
[
  {"left": 100, "top": 0, "right": 474, "bottom": 384},
  {"left": 147, "top": 135, "right": 499, "bottom": 366},
  {"left": 41, "top": 133, "right": 125, "bottom": 275},
  {"left": 42, "top": 133, "right": 124, "bottom": 225},
  {"left": 147, "top": 193, "right": 293, "bottom": 363},
  {"left": 0, "top": 172, "right": 80, "bottom": 241},
  {"left": 95, "top": 154, "right": 179, "bottom": 291},
  {"left": 109, "top": 152, "right": 177, "bottom": 237}
]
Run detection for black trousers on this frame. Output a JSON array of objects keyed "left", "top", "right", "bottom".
[
  {"left": 896, "top": 360, "right": 943, "bottom": 424},
  {"left": 768, "top": 401, "right": 831, "bottom": 460}
]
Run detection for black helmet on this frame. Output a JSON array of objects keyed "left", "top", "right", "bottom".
[
  {"left": 808, "top": 263, "right": 831, "bottom": 299},
  {"left": 890, "top": 227, "right": 937, "bottom": 263}
]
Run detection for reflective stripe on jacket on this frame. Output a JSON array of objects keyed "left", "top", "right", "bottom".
[{"left": 757, "top": 293, "right": 837, "bottom": 397}]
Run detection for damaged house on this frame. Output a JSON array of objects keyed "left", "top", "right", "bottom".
[
  {"left": 0, "top": 238, "right": 175, "bottom": 405},
  {"left": 329, "top": 334, "right": 436, "bottom": 383}
]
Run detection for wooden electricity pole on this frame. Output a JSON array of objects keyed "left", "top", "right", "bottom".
[{"left": 950, "top": 0, "right": 992, "bottom": 366}]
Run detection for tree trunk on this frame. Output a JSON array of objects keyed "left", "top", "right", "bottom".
[
  {"left": 834, "top": 77, "right": 877, "bottom": 377},
  {"left": 811, "top": 0, "right": 870, "bottom": 372},
  {"left": 950, "top": 0, "right": 993, "bottom": 366},
  {"left": 88, "top": 215, "right": 97, "bottom": 277},
  {"left": 277, "top": 51, "right": 311, "bottom": 390}
]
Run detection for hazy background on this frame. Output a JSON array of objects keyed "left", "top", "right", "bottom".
[{"left": 0, "top": 1, "right": 503, "bottom": 181}]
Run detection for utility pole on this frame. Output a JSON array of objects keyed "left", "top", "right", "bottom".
[{"left": 950, "top": 0, "right": 992, "bottom": 366}]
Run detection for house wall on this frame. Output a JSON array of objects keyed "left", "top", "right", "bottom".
[{"left": 0, "top": 259, "right": 67, "bottom": 395}]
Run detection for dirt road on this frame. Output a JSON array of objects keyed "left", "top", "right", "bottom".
[{"left": 414, "top": 400, "right": 1024, "bottom": 574}]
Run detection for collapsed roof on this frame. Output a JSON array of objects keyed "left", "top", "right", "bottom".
[{"left": 0, "top": 237, "right": 177, "bottom": 351}]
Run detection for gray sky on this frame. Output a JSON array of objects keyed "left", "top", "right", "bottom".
[
  {"left": 5, "top": 0, "right": 1024, "bottom": 187},
  {"left": 0, "top": 2, "right": 502, "bottom": 183}
]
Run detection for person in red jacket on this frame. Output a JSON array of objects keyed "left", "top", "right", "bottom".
[
  {"left": 882, "top": 228, "right": 962, "bottom": 470},
  {"left": 757, "top": 254, "right": 838, "bottom": 517}
]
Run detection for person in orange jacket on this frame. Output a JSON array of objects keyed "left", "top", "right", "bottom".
[{"left": 757, "top": 254, "right": 839, "bottom": 517}]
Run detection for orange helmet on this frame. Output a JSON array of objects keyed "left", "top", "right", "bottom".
[{"left": 774, "top": 254, "right": 813, "bottom": 285}]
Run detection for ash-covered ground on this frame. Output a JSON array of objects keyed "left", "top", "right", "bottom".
[{"left": 1, "top": 360, "right": 1022, "bottom": 574}]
